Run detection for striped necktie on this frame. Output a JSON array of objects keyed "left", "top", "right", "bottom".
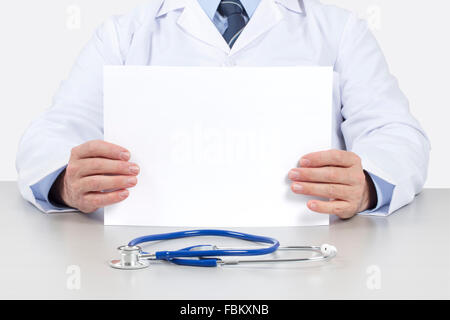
[{"left": 218, "top": 0, "right": 248, "bottom": 48}]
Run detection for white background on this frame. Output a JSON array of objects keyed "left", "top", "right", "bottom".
[{"left": 1, "top": 0, "right": 449, "bottom": 187}]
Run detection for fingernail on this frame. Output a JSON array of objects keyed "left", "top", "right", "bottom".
[
  {"left": 119, "top": 190, "right": 129, "bottom": 199},
  {"left": 293, "top": 183, "right": 303, "bottom": 192},
  {"left": 300, "top": 158, "right": 311, "bottom": 167},
  {"left": 120, "top": 151, "right": 131, "bottom": 160},
  {"left": 127, "top": 177, "right": 137, "bottom": 186},
  {"left": 129, "top": 165, "right": 140, "bottom": 174},
  {"left": 288, "top": 170, "right": 300, "bottom": 180},
  {"left": 309, "top": 202, "right": 317, "bottom": 209}
]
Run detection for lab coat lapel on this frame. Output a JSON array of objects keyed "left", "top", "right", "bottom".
[
  {"left": 176, "top": 0, "right": 230, "bottom": 54},
  {"left": 230, "top": 0, "right": 284, "bottom": 55}
]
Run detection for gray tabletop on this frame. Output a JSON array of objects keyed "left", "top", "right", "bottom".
[{"left": 0, "top": 181, "right": 449, "bottom": 299}]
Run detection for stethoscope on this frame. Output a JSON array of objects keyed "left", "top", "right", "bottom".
[{"left": 109, "top": 229, "right": 337, "bottom": 270}]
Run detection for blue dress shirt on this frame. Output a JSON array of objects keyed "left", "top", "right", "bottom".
[{"left": 31, "top": 0, "right": 394, "bottom": 214}]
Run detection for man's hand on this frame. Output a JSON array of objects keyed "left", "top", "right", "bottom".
[
  {"left": 50, "top": 140, "right": 140, "bottom": 213},
  {"left": 288, "top": 150, "right": 377, "bottom": 219}
]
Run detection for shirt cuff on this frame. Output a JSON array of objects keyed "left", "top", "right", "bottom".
[
  {"left": 30, "top": 165, "right": 72, "bottom": 212},
  {"left": 360, "top": 171, "right": 395, "bottom": 216}
]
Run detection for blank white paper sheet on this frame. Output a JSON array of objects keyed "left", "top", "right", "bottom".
[{"left": 104, "top": 66, "right": 332, "bottom": 227}]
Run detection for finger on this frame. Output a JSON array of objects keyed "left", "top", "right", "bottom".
[
  {"left": 71, "top": 140, "right": 130, "bottom": 161},
  {"left": 291, "top": 182, "right": 351, "bottom": 200},
  {"left": 80, "top": 175, "right": 138, "bottom": 193},
  {"left": 299, "top": 150, "right": 360, "bottom": 168},
  {"left": 307, "top": 200, "right": 355, "bottom": 218},
  {"left": 77, "top": 158, "right": 140, "bottom": 177},
  {"left": 81, "top": 189, "right": 130, "bottom": 213},
  {"left": 288, "top": 167, "right": 354, "bottom": 185}
]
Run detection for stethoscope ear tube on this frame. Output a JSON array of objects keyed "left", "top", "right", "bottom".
[{"left": 217, "top": 245, "right": 337, "bottom": 265}]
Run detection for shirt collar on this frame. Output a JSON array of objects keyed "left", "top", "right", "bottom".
[
  {"left": 197, "top": 0, "right": 262, "bottom": 20},
  {"left": 157, "top": 0, "right": 303, "bottom": 18}
]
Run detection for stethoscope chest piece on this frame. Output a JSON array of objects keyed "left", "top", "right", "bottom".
[{"left": 109, "top": 245, "right": 150, "bottom": 270}]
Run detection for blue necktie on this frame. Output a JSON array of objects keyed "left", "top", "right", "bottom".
[{"left": 218, "top": 0, "right": 248, "bottom": 48}]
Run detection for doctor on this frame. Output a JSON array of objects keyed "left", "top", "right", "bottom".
[{"left": 16, "top": 0, "right": 430, "bottom": 219}]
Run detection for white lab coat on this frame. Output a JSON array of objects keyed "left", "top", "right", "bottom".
[{"left": 16, "top": 0, "right": 430, "bottom": 214}]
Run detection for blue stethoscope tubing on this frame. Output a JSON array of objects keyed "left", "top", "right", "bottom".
[{"left": 128, "top": 229, "right": 280, "bottom": 267}]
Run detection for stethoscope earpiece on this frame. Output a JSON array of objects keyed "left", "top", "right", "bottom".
[{"left": 320, "top": 244, "right": 337, "bottom": 258}]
